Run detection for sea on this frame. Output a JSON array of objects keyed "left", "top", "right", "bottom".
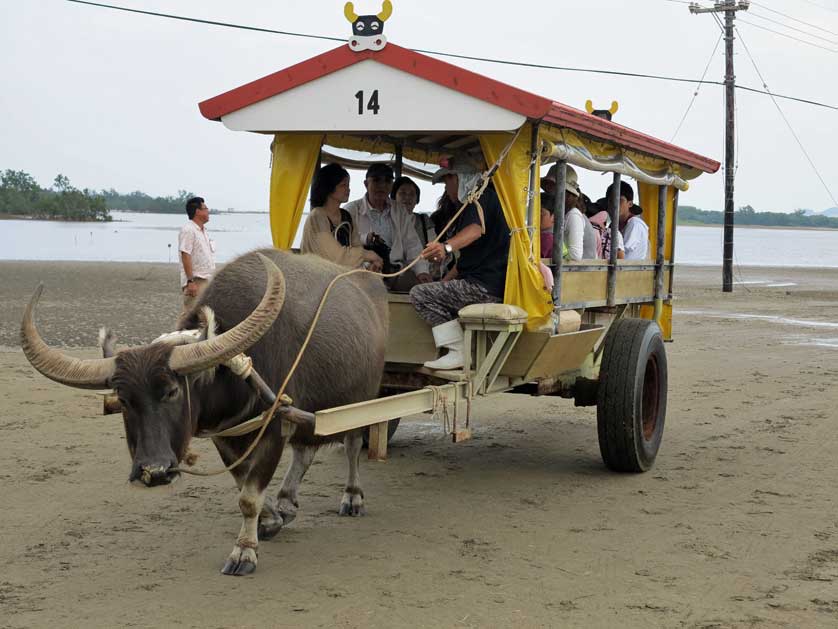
[{"left": 1, "top": 211, "right": 836, "bottom": 267}]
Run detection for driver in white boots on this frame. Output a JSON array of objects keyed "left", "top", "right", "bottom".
[{"left": 408, "top": 157, "right": 511, "bottom": 370}]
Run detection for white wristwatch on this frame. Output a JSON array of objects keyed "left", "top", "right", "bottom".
[{"left": 444, "top": 243, "right": 454, "bottom": 255}]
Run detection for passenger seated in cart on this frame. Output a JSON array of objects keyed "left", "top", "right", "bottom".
[
  {"left": 541, "top": 164, "right": 598, "bottom": 261},
  {"left": 392, "top": 175, "right": 435, "bottom": 247},
  {"left": 409, "top": 157, "right": 510, "bottom": 371},
  {"left": 607, "top": 180, "right": 650, "bottom": 260},
  {"left": 392, "top": 175, "right": 444, "bottom": 279},
  {"left": 588, "top": 197, "right": 625, "bottom": 260},
  {"left": 540, "top": 192, "right": 556, "bottom": 258},
  {"left": 300, "top": 163, "right": 383, "bottom": 271},
  {"left": 345, "top": 163, "right": 431, "bottom": 291}
]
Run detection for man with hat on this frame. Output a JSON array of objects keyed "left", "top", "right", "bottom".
[
  {"left": 541, "top": 164, "right": 597, "bottom": 261},
  {"left": 345, "top": 162, "right": 431, "bottom": 288},
  {"left": 606, "top": 180, "right": 649, "bottom": 260},
  {"left": 408, "top": 156, "right": 510, "bottom": 371}
]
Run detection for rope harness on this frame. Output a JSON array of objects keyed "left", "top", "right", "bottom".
[{"left": 176, "top": 127, "right": 523, "bottom": 477}]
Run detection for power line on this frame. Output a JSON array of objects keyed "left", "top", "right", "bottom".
[
  {"left": 735, "top": 26, "right": 838, "bottom": 207},
  {"left": 750, "top": 1, "right": 838, "bottom": 37},
  {"left": 63, "top": 0, "right": 838, "bottom": 111},
  {"left": 748, "top": 9, "right": 838, "bottom": 45},
  {"left": 738, "top": 17, "right": 838, "bottom": 52},
  {"left": 793, "top": 0, "right": 838, "bottom": 14},
  {"left": 64, "top": 0, "right": 346, "bottom": 42},
  {"left": 671, "top": 34, "right": 723, "bottom": 141}
]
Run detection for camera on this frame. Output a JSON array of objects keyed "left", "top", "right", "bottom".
[{"left": 364, "top": 233, "right": 400, "bottom": 274}]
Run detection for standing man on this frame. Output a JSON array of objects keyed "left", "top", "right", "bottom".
[
  {"left": 409, "top": 157, "right": 510, "bottom": 370},
  {"left": 345, "top": 163, "right": 431, "bottom": 290},
  {"left": 607, "top": 181, "right": 649, "bottom": 260},
  {"left": 179, "top": 196, "right": 216, "bottom": 315}
]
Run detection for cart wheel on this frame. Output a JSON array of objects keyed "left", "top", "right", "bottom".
[
  {"left": 596, "top": 318, "right": 667, "bottom": 472},
  {"left": 362, "top": 418, "right": 401, "bottom": 449}
]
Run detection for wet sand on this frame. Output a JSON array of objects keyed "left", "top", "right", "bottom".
[{"left": 1, "top": 260, "right": 837, "bottom": 628}]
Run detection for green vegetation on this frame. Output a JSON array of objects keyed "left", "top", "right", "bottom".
[
  {"left": 1, "top": 169, "right": 197, "bottom": 221},
  {"left": 678, "top": 204, "right": 838, "bottom": 229},
  {"left": 99, "top": 189, "right": 195, "bottom": 213},
  {"left": 0, "top": 170, "right": 110, "bottom": 221}
]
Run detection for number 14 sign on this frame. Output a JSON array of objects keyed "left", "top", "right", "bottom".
[{"left": 355, "top": 89, "right": 381, "bottom": 115}]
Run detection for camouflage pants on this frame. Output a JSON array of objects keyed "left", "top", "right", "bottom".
[{"left": 409, "top": 279, "right": 499, "bottom": 326}]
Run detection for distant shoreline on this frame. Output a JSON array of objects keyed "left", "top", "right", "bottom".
[
  {"left": 0, "top": 213, "right": 111, "bottom": 223},
  {"left": 5, "top": 211, "right": 837, "bottom": 231},
  {"left": 676, "top": 222, "right": 838, "bottom": 232}
]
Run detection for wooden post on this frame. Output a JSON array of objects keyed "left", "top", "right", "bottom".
[
  {"left": 606, "top": 172, "right": 621, "bottom": 306},
  {"left": 367, "top": 421, "right": 389, "bottom": 461},
  {"left": 653, "top": 185, "right": 667, "bottom": 321},
  {"left": 668, "top": 189, "right": 679, "bottom": 298},
  {"left": 394, "top": 142, "right": 403, "bottom": 178},
  {"left": 551, "top": 161, "right": 567, "bottom": 307},
  {"left": 525, "top": 124, "right": 540, "bottom": 231}
]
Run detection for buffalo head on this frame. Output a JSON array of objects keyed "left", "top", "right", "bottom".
[{"left": 21, "top": 254, "right": 286, "bottom": 487}]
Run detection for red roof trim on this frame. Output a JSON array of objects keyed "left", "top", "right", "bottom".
[
  {"left": 199, "top": 43, "right": 553, "bottom": 122},
  {"left": 198, "top": 43, "right": 719, "bottom": 174},
  {"left": 545, "top": 102, "right": 720, "bottom": 174},
  {"left": 199, "top": 46, "right": 372, "bottom": 121},
  {"left": 373, "top": 45, "right": 552, "bottom": 119}
]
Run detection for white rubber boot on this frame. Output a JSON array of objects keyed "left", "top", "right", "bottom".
[{"left": 424, "top": 320, "right": 465, "bottom": 370}]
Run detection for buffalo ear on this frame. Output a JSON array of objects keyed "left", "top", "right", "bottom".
[{"left": 197, "top": 306, "right": 219, "bottom": 341}]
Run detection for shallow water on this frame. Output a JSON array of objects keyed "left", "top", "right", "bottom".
[{"left": 1, "top": 212, "right": 837, "bottom": 266}]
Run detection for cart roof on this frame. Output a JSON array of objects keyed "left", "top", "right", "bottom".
[{"left": 199, "top": 42, "right": 719, "bottom": 175}]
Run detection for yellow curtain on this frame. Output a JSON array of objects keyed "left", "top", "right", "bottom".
[
  {"left": 637, "top": 182, "right": 676, "bottom": 340},
  {"left": 479, "top": 126, "right": 553, "bottom": 332},
  {"left": 269, "top": 133, "right": 323, "bottom": 249}
]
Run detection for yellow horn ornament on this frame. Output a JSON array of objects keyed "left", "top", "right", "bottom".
[
  {"left": 377, "top": 0, "right": 393, "bottom": 21},
  {"left": 344, "top": 2, "right": 358, "bottom": 22},
  {"left": 585, "top": 99, "right": 594, "bottom": 114},
  {"left": 609, "top": 101, "right": 620, "bottom": 115}
]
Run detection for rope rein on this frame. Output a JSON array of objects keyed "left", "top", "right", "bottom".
[{"left": 176, "top": 127, "right": 523, "bottom": 477}]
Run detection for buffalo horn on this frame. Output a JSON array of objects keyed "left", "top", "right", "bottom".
[
  {"left": 377, "top": 0, "right": 392, "bottom": 21},
  {"left": 344, "top": 2, "right": 358, "bottom": 22},
  {"left": 168, "top": 254, "right": 286, "bottom": 375},
  {"left": 21, "top": 284, "right": 117, "bottom": 389}
]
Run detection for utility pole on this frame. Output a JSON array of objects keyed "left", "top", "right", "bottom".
[{"left": 689, "top": 0, "right": 749, "bottom": 292}]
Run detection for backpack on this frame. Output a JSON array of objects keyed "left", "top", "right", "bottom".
[{"left": 588, "top": 210, "right": 615, "bottom": 259}]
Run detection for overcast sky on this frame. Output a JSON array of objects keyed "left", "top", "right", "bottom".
[{"left": 2, "top": 0, "right": 837, "bottom": 213}]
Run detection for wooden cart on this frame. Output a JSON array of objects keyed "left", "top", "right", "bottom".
[{"left": 194, "top": 18, "right": 720, "bottom": 471}]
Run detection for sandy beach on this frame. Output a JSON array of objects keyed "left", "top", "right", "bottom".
[{"left": 1, "top": 260, "right": 837, "bottom": 628}]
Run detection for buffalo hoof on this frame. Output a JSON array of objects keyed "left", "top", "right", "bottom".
[
  {"left": 278, "top": 508, "right": 297, "bottom": 527},
  {"left": 277, "top": 495, "right": 299, "bottom": 528},
  {"left": 338, "top": 491, "right": 366, "bottom": 517},
  {"left": 258, "top": 517, "right": 283, "bottom": 541},
  {"left": 258, "top": 500, "right": 284, "bottom": 541},
  {"left": 221, "top": 545, "right": 257, "bottom": 576}
]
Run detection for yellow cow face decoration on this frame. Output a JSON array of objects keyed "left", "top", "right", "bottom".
[
  {"left": 585, "top": 100, "right": 619, "bottom": 121},
  {"left": 345, "top": 1, "right": 393, "bottom": 51}
]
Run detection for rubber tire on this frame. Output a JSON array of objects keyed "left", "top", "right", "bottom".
[
  {"left": 596, "top": 318, "right": 667, "bottom": 473},
  {"left": 362, "top": 418, "right": 401, "bottom": 449}
]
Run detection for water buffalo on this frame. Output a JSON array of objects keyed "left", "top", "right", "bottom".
[{"left": 21, "top": 249, "right": 389, "bottom": 575}]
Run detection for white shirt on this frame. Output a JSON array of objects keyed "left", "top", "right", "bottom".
[
  {"left": 622, "top": 215, "right": 650, "bottom": 260},
  {"left": 178, "top": 221, "right": 216, "bottom": 287},
  {"left": 344, "top": 195, "right": 428, "bottom": 275},
  {"left": 564, "top": 208, "right": 587, "bottom": 261}
]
